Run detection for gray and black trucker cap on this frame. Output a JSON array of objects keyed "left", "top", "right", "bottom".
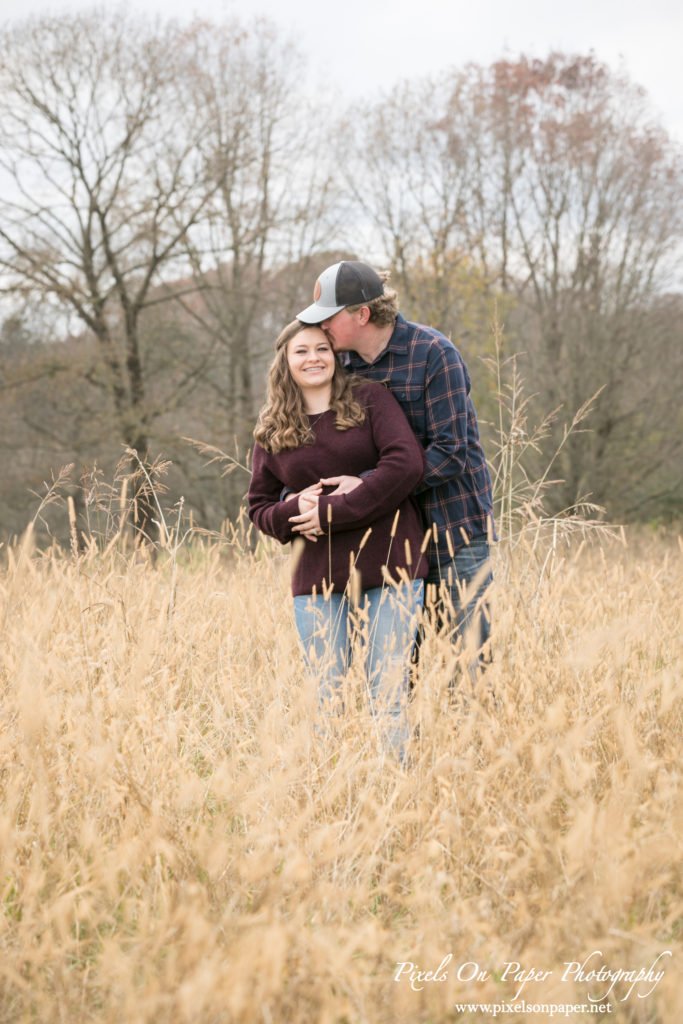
[{"left": 297, "top": 261, "right": 384, "bottom": 323}]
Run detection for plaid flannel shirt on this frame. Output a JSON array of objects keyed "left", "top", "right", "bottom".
[{"left": 347, "top": 314, "right": 496, "bottom": 574}]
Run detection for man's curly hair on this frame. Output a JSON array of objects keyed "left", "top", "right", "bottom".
[{"left": 346, "top": 269, "right": 399, "bottom": 326}]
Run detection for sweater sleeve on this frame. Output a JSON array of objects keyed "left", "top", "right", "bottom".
[
  {"left": 317, "top": 384, "right": 426, "bottom": 534},
  {"left": 247, "top": 444, "right": 299, "bottom": 544}
]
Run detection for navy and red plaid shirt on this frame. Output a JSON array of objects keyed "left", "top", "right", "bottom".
[{"left": 347, "top": 314, "right": 496, "bottom": 574}]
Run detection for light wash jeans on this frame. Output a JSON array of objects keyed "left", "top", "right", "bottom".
[{"left": 293, "top": 579, "right": 424, "bottom": 761}]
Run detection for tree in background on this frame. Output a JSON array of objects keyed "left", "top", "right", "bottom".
[
  {"left": 334, "top": 74, "right": 500, "bottom": 331},
  {"left": 478, "top": 54, "right": 683, "bottom": 515},
  {"left": 169, "top": 19, "right": 340, "bottom": 513},
  {"left": 1, "top": 26, "right": 681, "bottom": 541},
  {"left": 337, "top": 55, "right": 683, "bottom": 519},
  {"left": 0, "top": 11, "right": 221, "bottom": 533},
  {"left": 0, "top": 11, "right": 341, "bottom": 539},
  {"left": 0, "top": 13, "right": 216, "bottom": 449}
]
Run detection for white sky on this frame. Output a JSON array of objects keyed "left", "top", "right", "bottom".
[{"left": 2, "top": 0, "right": 682, "bottom": 143}]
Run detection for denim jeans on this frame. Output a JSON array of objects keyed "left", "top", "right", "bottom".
[
  {"left": 293, "top": 579, "right": 424, "bottom": 760},
  {"left": 426, "top": 536, "right": 493, "bottom": 687}
]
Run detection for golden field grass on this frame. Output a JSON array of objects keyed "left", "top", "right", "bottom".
[{"left": 0, "top": 523, "right": 681, "bottom": 1023}]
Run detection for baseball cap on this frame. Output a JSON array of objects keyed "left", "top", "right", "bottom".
[{"left": 297, "top": 261, "right": 384, "bottom": 323}]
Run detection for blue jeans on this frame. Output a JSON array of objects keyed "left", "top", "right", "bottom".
[
  {"left": 426, "top": 536, "right": 493, "bottom": 686},
  {"left": 293, "top": 580, "right": 424, "bottom": 760}
]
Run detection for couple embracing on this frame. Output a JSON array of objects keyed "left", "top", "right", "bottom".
[{"left": 248, "top": 261, "right": 495, "bottom": 760}]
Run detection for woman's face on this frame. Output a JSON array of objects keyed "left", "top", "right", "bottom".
[{"left": 286, "top": 327, "right": 336, "bottom": 393}]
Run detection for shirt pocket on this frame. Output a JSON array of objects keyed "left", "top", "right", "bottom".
[{"left": 394, "top": 384, "right": 426, "bottom": 437}]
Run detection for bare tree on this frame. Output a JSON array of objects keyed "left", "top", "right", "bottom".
[
  {"left": 478, "top": 55, "right": 683, "bottom": 511},
  {"left": 0, "top": 11, "right": 221, "bottom": 532},
  {"left": 0, "top": 10, "right": 347, "bottom": 535},
  {"left": 170, "top": 20, "right": 341, "bottom": 511},
  {"left": 335, "top": 74, "right": 490, "bottom": 327},
  {"left": 338, "top": 55, "right": 683, "bottom": 518}
]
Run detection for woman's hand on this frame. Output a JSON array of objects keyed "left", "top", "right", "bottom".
[
  {"left": 295, "top": 488, "right": 321, "bottom": 539},
  {"left": 288, "top": 477, "right": 363, "bottom": 540},
  {"left": 289, "top": 497, "right": 322, "bottom": 541},
  {"left": 298, "top": 488, "right": 319, "bottom": 514}
]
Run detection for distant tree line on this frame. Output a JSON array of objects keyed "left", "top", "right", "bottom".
[{"left": 0, "top": 10, "right": 681, "bottom": 544}]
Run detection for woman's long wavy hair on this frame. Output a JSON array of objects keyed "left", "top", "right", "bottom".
[{"left": 253, "top": 320, "right": 366, "bottom": 454}]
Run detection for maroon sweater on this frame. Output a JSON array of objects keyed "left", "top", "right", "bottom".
[{"left": 248, "top": 381, "right": 428, "bottom": 596}]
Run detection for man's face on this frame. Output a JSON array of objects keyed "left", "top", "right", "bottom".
[{"left": 319, "top": 307, "right": 363, "bottom": 353}]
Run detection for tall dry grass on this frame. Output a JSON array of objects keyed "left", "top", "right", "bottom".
[{"left": 0, "top": 518, "right": 680, "bottom": 1023}]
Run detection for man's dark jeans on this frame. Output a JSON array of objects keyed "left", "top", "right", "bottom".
[{"left": 424, "top": 535, "right": 493, "bottom": 690}]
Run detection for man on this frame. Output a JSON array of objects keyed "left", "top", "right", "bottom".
[{"left": 291, "top": 259, "right": 496, "bottom": 686}]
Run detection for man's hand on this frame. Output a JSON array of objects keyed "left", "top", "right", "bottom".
[{"left": 318, "top": 475, "right": 363, "bottom": 495}]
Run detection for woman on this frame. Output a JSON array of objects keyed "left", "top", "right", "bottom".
[{"left": 248, "top": 320, "right": 427, "bottom": 759}]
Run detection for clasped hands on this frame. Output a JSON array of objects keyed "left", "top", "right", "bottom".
[{"left": 288, "top": 475, "right": 362, "bottom": 542}]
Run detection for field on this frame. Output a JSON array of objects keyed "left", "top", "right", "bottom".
[{"left": 0, "top": 522, "right": 681, "bottom": 1023}]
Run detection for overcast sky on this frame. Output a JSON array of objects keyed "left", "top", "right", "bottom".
[{"left": 2, "top": 0, "right": 682, "bottom": 143}]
